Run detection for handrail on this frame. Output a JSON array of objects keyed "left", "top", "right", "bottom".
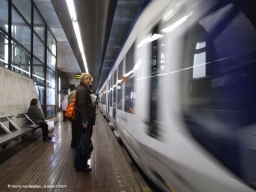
[
  {"left": 6, "top": 117, "right": 20, "bottom": 131},
  {"left": 0, "top": 122, "right": 12, "bottom": 134},
  {"left": 0, "top": 115, "right": 15, "bottom": 118},
  {"left": 18, "top": 113, "right": 36, "bottom": 126}
]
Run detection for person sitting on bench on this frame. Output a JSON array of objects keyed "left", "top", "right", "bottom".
[{"left": 27, "top": 98, "right": 52, "bottom": 142}]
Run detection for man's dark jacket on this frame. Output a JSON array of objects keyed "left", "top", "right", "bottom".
[{"left": 75, "top": 82, "right": 93, "bottom": 123}]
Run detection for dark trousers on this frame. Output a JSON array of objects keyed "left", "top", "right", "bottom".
[
  {"left": 63, "top": 111, "right": 66, "bottom": 121},
  {"left": 71, "top": 121, "right": 78, "bottom": 147},
  {"left": 74, "top": 115, "right": 92, "bottom": 169},
  {"left": 87, "top": 116, "right": 93, "bottom": 138},
  {"left": 39, "top": 121, "right": 49, "bottom": 139}
]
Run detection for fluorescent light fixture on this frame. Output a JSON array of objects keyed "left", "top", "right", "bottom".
[
  {"left": 66, "top": 0, "right": 89, "bottom": 73},
  {"left": 162, "top": 12, "right": 193, "bottom": 33},
  {"left": 4, "top": 39, "right": 8, "bottom": 63},
  {"left": 59, "top": 77, "right": 61, "bottom": 91},
  {"left": 59, "top": 94, "right": 61, "bottom": 108},
  {"left": 66, "top": 0, "right": 76, "bottom": 20}
]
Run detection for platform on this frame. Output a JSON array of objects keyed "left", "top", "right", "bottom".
[{"left": 0, "top": 111, "right": 151, "bottom": 192}]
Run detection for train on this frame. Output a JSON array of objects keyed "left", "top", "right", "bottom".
[{"left": 97, "top": 0, "right": 256, "bottom": 191}]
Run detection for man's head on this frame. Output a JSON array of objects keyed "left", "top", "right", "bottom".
[{"left": 30, "top": 98, "right": 38, "bottom": 106}]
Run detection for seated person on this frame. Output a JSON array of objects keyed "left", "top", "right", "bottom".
[
  {"left": 125, "top": 96, "right": 133, "bottom": 113},
  {"left": 27, "top": 98, "right": 52, "bottom": 142}
]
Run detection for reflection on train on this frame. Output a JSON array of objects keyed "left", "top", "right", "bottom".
[{"left": 98, "top": 0, "right": 256, "bottom": 191}]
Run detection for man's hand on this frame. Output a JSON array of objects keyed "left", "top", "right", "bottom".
[{"left": 82, "top": 123, "right": 87, "bottom": 129}]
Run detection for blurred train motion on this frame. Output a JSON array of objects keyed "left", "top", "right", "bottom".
[{"left": 98, "top": 0, "right": 256, "bottom": 191}]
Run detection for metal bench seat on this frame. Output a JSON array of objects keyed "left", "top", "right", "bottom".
[
  {"left": 0, "top": 128, "right": 32, "bottom": 147},
  {"left": 0, "top": 115, "right": 34, "bottom": 149}
]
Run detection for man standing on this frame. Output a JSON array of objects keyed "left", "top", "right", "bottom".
[{"left": 61, "top": 95, "right": 68, "bottom": 121}]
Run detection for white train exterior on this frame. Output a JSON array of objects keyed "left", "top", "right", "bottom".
[{"left": 98, "top": 0, "right": 256, "bottom": 191}]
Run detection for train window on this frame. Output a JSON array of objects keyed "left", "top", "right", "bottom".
[
  {"left": 106, "top": 81, "right": 110, "bottom": 113},
  {"left": 180, "top": 0, "right": 256, "bottom": 187},
  {"left": 148, "top": 24, "right": 163, "bottom": 140},
  {"left": 117, "top": 60, "right": 123, "bottom": 110},
  {"left": 102, "top": 86, "right": 106, "bottom": 105},
  {"left": 108, "top": 78, "right": 112, "bottom": 107},
  {"left": 113, "top": 71, "right": 117, "bottom": 119},
  {"left": 124, "top": 43, "right": 135, "bottom": 114}
]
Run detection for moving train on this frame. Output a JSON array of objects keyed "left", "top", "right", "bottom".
[{"left": 98, "top": 0, "right": 256, "bottom": 191}]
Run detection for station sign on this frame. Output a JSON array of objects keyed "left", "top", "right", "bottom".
[{"left": 76, "top": 74, "right": 81, "bottom": 79}]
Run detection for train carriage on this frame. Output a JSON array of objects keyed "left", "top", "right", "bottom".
[{"left": 98, "top": 0, "right": 256, "bottom": 191}]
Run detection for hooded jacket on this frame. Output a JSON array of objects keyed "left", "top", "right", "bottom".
[
  {"left": 75, "top": 82, "right": 93, "bottom": 123},
  {"left": 27, "top": 105, "right": 45, "bottom": 124}
]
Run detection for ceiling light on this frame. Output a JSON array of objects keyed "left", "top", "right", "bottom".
[{"left": 66, "top": 0, "right": 89, "bottom": 73}]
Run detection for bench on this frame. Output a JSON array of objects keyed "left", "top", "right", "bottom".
[
  {"left": 0, "top": 115, "right": 33, "bottom": 149},
  {"left": 17, "top": 113, "right": 41, "bottom": 133}
]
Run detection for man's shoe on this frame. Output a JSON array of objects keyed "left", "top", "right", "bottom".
[
  {"left": 43, "top": 138, "right": 51, "bottom": 142},
  {"left": 47, "top": 136, "right": 53, "bottom": 140},
  {"left": 76, "top": 167, "right": 92, "bottom": 172}
]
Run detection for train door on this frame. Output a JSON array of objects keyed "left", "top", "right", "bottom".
[
  {"left": 112, "top": 71, "right": 117, "bottom": 128},
  {"left": 109, "top": 77, "right": 113, "bottom": 121},
  {"left": 146, "top": 24, "right": 161, "bottom": 140},
  {"left": 133, "top": 24, "right": 165, "bottom": 165},
  {"left": 106, "top": 80, "right": 109, "bottom": 118}
]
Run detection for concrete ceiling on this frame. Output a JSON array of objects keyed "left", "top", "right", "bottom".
[{"left": 34, "top": 0, "right": 143, "bottom": 94}]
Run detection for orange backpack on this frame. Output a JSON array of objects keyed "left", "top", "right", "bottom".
[{"left": 65, "top": 93, "right": 76, "bottom": 122}]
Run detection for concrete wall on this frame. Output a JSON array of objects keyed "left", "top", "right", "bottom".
[{"left": 0, "top": 67, "right": 40, "bottom": 128}]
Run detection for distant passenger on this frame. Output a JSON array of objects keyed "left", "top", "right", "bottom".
[
  {"left": 74, "top": 73, "right": 93, "bottom": 172},
  {"left": 61, "top": 95, "right": 68, "bottom": 121},
  {"left": 124, "top": 95, "right": 133, "bottom": 113},
  {"left": 68, "top": 88, "right": 78, "bottom": 148},
  {"left": 27, "top": 98, "right": 52, "bottom": 142}
]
